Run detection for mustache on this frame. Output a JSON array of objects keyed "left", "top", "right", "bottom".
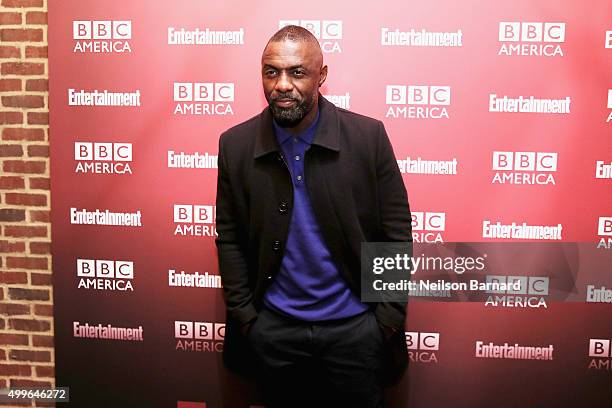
[{"left": 271, "top": 93, "right": 300, "bottom": 102}]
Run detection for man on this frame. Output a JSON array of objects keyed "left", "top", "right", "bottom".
[{"left": 215, "top": 25, "right": 412, "bottom": 408}]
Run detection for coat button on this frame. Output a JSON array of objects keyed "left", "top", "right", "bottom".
[
  {"left": 266, "top": 275, "right": 273, "bottom": 280},
  {"left": 272, "top": 240, "right": 281, "bottom": 251},
  {"left": 278, "top": 201, "right": 288, "bottom": 214}
]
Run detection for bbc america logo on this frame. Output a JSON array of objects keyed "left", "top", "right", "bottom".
[
  {"left": 175, "top": 321, "right": 225, "bottom": 353},
  {"left": 73, "top": 20, "right": 132, "bottom": 53},
  {"left": 77, "top": 259, "right": 134, "bottom": 291},
  {"left": 411, "top": 211, "right": 445, "bottom": 243},
  {"left": 385, "top": 85, "right": 451, "bottom": 119},
  {"left": 492, "top": 151, "right": 557, "bottom": 185},
  {"left": 74, "top": 142, "right": 132, "bottom": 175},
  {"left": 588, "top": 339, "right": 612, "bottom": 371},
  {"left": 405, "top": 332, "right": 439, "bottom": 363},
  {"left": 173, "top": 204, "right": 217, "bottom": 237},
  {"left": 597, "top": 217, "right": 612, "bottom": 249},
  {"left": 173, "top": 82, "right": 234, "bottom": 115},
  {"left": 279, "top": 20, "right": 342, "bottom": 53},
  {"left": 484, "top": 276, "right": 549, "bottom": 308},
  {"left": 498, "top": 22, "right": 565, "bottom": 57}
]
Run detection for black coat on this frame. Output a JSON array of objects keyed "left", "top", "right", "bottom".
[{"left": 215, "top": 94, "right": 412, "bottom": 384}]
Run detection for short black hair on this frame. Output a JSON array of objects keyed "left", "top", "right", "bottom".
[{"left": 268, "top": 25, "right": 319, "bottom": 45}]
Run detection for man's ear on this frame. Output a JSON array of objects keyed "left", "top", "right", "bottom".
[{"left": 319, "top": 65, "right": 328, "bottom": 87}]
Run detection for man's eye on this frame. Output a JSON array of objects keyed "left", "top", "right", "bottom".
[
  {"left": 265, "top": 70, "right": 277, "bottom": 76},
  {"left": 293, "top": 70, "right": 305, "bottom": 76}
]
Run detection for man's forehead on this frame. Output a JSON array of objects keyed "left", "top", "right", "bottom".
[{"left": 262, "top": 39, "right": 322, "bottom": 67}]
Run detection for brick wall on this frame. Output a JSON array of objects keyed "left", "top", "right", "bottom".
[{"left": 0, "top": 0, "right": 53, "bottom": 404}]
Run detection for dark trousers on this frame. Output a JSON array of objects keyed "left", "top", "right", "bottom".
[{"left": 248, "top": 305, "right": 385, "bottom": 408}]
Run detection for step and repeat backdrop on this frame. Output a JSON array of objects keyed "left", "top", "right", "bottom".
[{"left": 49, "top": 1, "right": 611, "bottom": 407}]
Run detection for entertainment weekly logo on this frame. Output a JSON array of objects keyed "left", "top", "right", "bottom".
[
  {"left": 586, "top": 284, "right": 612, "bottom": 303},
  {"left": 168, "top": 269, "right": 222, "bottom": 289},
  {"left": 74, "top": 142, "right": 132, "bottom": 175},
  {"left": 606, "top": 30, "right": 612, "bottom": 49},
  {"left": 381, "top": 27, "right": 462, "bottom": 47},
  {"left": 323, "top": 93, "right": 350, "bottom": 109},
  {"left": 475, "top": 340, "right": 554, "bottom": 360},
  {"left": 77, "top": 259, "right": 134, "bottom": 292},
  {"left": 491, "top": 151, "right": 557, "bottom": 185},
  {"left": 406, "top": 332, "right": 439, "bottom": 364},
  {"left": 589, "top": 339, "right": 612, "bottom": 372},
  {"left": 498, "top": 22, "right": 565, "bottom": 57},
  {"left": 73, "top": 321, "right": 143, "bottom": 342},
  {"left": 279, "top": 20, "right": 342, "bottom": 53},
  {"left": 397, "top": 156, "right": 458, "bottom": 175},
  {"left": 595, "top": 160, "right": 612, "bottom": 179},
  {"left": 175, "top": 321, "right": 224, "bottom": 352},
  {"left": 483, "top": 220, "right": 563, "bottom": 241},
  {"left": 411, "top": 211, "right": 445, "bottom": 243},
  {"left": 385, "top": 85, "right": 450, "bottom": 119},
  {"left": 73, "top": 20, "right": 131, "bottom": 53},
  {"left": 484, "top": 275, "right": 549, "bottom": 308},
  {"left": 597, "top": 217, "right": 612, "bottom": 249},
  {"left": 173, "top": 204, "right": 216, "bottom": 237},
  {"left": 70, "top": 207, "right": 142, "bottom": 227},
  {"left": 173, "top": 82, "right": 234, "bottom": 115},
  {"left": 167, "top": 150, "right": 217, "bottom": 169},
  {"left": 488, "top": 93, "right": 571, "bottom": 114},
  {"left": 68, "top": 88, "right": 141, "bottom": 107},
  {"left": 168, "top": 26, "right": 244, "bottom": 45}
]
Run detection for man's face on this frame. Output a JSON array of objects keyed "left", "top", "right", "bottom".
[{"left": 261, "top": 39, "right": 327, "bottom": 127}]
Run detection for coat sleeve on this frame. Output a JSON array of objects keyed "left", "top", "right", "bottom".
[
  {"left": 215, "top": 134, "right": 257, "bottom": 326},
  {"left": 373, "top": 120, "right": 413, "bottom": 330}
]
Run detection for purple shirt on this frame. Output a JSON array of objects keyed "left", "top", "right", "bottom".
[{"left": 263, "top": 109, "right": 369, "bottom": 321}]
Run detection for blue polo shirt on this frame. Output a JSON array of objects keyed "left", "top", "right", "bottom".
[{"left": 263, "top": 108, "right": 369, "bottom": 321}]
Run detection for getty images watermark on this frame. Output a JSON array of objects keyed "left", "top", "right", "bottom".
[{"left": 360, "top": 242, "right": 610, "bottom": 304}]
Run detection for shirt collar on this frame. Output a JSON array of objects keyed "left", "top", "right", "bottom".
[{"left": 273, "top": 107, "right": 320, "bottom": 146}]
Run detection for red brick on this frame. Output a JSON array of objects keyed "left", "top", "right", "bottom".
[
  {"left": 0, "top": 349, "right": 6, "bottom": 360},
  {"left": 0, "top": 208, "right": 25, "bottom": 222},
  {"left": 29, "top": 241, "right": 50, "bottom": 254},
  {"left": 9, "top": 287, "right": 49, "bottom": 301},
  {"left": 27, "top": 145, "right": 48, "bottom": 157},
  {"left": 27, "top": 112, "right": 48, "bottom": 124},
  {"left": 0, "top": 302, "right": 30, "bottom": 315},
  {"left": 0, "top": 271, "right": 28, "bottom": 284},
  {"left": 0, "top": 333, "right": 28, "bottom": 345},
  {"left": 2, "top": 127, "right": 44, "bottom": 141},
  {"left": 0, "top": 28, "right": 43, "bottom": 42},
  {"left": 25, "top": 78, "right": 47, "bottom": 91},
  {"left": 29, "top": 210, "right": 49, "bottom": 222},
  {"left": 9, "top": 349, "right": 51, "bottom": 362},
  {"left": 11, "top": 379, "right": 53, "bottom": 389},
  {"left": 9, "top": 318, "right": 50, "bottom": 332},
  {"left": 33, "top": 303, "right": 52, "bottom": 317},
  {"left": 35, "top": 365, "right": 54, "bottom": 377},
  {"left": 5, "top": 192, "right": 47, "bottom": 206},
  {"left": 25, "top": 11, "right": 46, "bottom": 24},
  {"left": 4, "top": 225, "right": 47, "bottom": 238},
  {"left": 0, "top": 78, "right": 21, "bottom": 91},
  {"left": 0, "top": 111, "right": 22, "bottom": 124},
  {"left": 0, "top": 12, "right": 21, "bottom": 24},
  {"left": 0, "top": 176, "right": 25, "bottom": 189},
  {"left": 2, "top": 95, "right": 45, "bottom": 108},
  {"left": 0, "top": 144, "right": 23, "bottom": 157},
  {"left": 7, "top": 256, "right": 48, "bottom": 270},
  {"left": 0, "top": 364, "right": 31, "bottom": 376},
  {"left": 31, "top": 273, "right": 51, "bottom": 286},
  {"left": 28, "top": 177, "right": 49, "bottom": 190},
  {"left": 25, "top": 45, "right": 46, "bottom": 58},
  {"left": 0, "top": 240, "right": 26, "bottom": 252},
  {"left": 2, "top": 0, "right": 43, "bottom": 6},
  {"left": 3, "top": 160, "right": 46, "bottom": 174},
  {"left": 1, "top": 62, "right": 44, "bottom": 76},
  {"left": 0, "top": 45, "right": 19, "bottom": 57},
  {"left": 32, "top": 334, "right": 52, "bottom": 347}
]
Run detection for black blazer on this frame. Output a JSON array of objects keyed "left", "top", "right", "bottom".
[{"left": 215, "top": 94, "right": 412, "bottom": 383}]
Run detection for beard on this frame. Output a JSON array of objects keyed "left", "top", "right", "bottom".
[{"left": 268, "top": 91, "right": 316, "bottom": 127}]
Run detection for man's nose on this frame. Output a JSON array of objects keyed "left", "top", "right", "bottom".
[{"left": 275, "top": 71, "right": 293, "bottom": 93}]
